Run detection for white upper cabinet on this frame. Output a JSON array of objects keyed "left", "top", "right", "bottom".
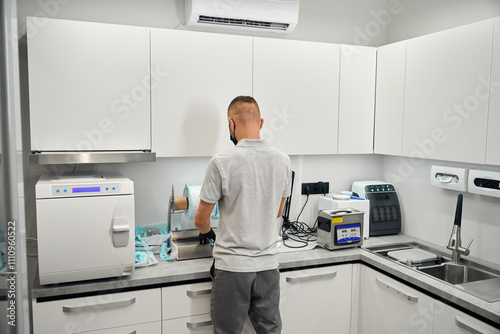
[
  {"left": 253, "top": 37, "right": 340, "bottom": 155},
  {"left": 151, "top": 29, "right": 252, "bottom": 157},
  {"left": 402, "top": 20, "right": 494, "bottom": 164},
  {"left": 338, "top": 45, "right": 377, "bottom": 154},
  {"left": 486, "top": 18, "right": 500, "bottom": 165},
  {"left": 373, "top": 41, "right": 406, "bottom": 156},
  {"left": 28, "top": 18, "right": 151, "bottom": 152}
]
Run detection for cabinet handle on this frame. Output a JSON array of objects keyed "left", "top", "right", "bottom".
[
  {"left": 186, "top": 320, "right": 213, "bottom": 329},
  {"left": 62, "top": 297, "right": 136, "bottom": 314},
  {"left": 186, "top": 289, "right": 212, "bottom": 297},
  {"left": 455, "top": 316, "right": 484, "bottom": 334},
  {"left": 286, "top": 271, "right": 337, "bottom": 283},
  {"left": 375, "top": 277, "right": 418, "bottom": 303}
]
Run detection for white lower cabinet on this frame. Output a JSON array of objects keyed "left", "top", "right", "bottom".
[
  {"left": 359, "top": 265, "right": 435, "bottom": 334},
  {"left": 32, "top": 264, "right": 499, "bottom": 334},
  {"left": 161, "top": 281, "right": 213, "bottom": 334},
  {"left": 279, "top": 264, "right": 353, "bottom": 333},
  {"left": 433, "top": 300, "right": 500, "bottom": 334},
  {"left": 32, "top": 288, "right": 161, "bottom": 333}
]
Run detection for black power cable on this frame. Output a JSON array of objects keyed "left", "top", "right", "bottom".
[{"left": 281, "top": 185, "right": 317, "bottom": 249}]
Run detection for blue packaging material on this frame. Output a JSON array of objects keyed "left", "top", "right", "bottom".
[{"left": 134, "top": 222, "right": 172, "bottom": 265}]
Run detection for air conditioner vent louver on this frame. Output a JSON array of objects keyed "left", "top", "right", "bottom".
[
  {"left": 198, "top": 15, "right": 289, "bottom": 31},
  {"left": 185, "top": 0, "right": 299, "bottom": 34}
]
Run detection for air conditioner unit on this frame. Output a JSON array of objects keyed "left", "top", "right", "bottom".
[{"left": 185, "top": 0, "right": 300, "bottom": 34}]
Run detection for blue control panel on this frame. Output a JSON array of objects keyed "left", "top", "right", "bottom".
[
  {"left": 52, "top": 183, "right": 120, "bottom": 196},
  {"left": 336, "top": 223, "right": 361, "bottom": 244}
]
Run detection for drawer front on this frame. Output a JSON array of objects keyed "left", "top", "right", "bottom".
[
  {"left": 162, "top": 282, "right": 212, "bottom": 320},
  {"left": 33, "top": 288, "right": 161, "bottom": 333},
  {"left": 85, "top": 321, "right": 161, "bottom": 334},
  {"left": 162, "top": 314, "right": 212, "bottom": 334}
]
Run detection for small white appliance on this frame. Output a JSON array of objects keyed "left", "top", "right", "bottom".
[
  {"left": 36, "top": 173, "right": 135, "bottom": 285},
  {"left": 318, "top": 195, "right": 370, "bottom": 239},
  {"left": 185, "top": 0, "right": 300, "bottom": 34},
  {"left": 351, "top": 181, "right": 401, "bottom": 236}
]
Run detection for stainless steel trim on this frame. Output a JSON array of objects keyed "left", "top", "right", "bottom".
[
  {"left": 29, "top": 152, "right": 156, "bottom": 165},
  {"left": 172, "top": 230, "right": 200, "bottom": 240},
  {"left": 455, "top": 316, "right": 484, "bottom": 334},
  {"left": 62, "top": 297, "right": 136, "bottom": 313},
  {"left": 376, "top": 277, "right": 418, "bottom": 303},
  {"left": 186, "top": 320, "right": 213, "bottom": 329},
  {"left": 186, "top": 289, "right": 212, "bottom": 297},
  {"left": 286, "top": 271, "right": 337, "bottom": 283}
]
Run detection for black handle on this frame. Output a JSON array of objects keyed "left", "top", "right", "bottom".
[{"left": 454, "top": 193, "right": 463, "bottom": 227}]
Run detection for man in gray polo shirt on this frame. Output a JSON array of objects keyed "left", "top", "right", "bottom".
[{"left": 195, "top": 96, "right": 291, "bottom": 334}]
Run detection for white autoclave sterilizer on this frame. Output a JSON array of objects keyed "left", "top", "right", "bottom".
[{"left": 36, "top": 173, "right": 135, "bottom": 285}]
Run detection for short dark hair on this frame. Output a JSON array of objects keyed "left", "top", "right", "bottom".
[
  {"left": 227, "top": 96, "right": 261, "bottom": 124},
  {"left": 228, "top": 96, "right": 259, "bottom": 114}
]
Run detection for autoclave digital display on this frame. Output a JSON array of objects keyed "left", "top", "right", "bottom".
[{"left": 72, "top": 186, "right": 101, "bottom": 193}]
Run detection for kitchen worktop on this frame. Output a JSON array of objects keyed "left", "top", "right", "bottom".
[{"left": 29, "top": 234, "right": 500, "bottom": 327}]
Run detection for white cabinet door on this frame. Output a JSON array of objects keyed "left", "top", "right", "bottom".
[
  {"left": 359, "top": 265, "right": 435, "bottom": 334},
  {"left": 27, "top": 18, "right": 151, "bottom": 152},
  {"left": 253, "top": 37, "right": 340, "bottom": 155},
  {"left": 151, "top": 29, "right": 252, "bottom": 157},
  {"left": 486, "top": 18, "right": 500, "bottom": 165},
  {"left": 32, "top": 288, "right": 161, "bottom": 333},
  {"left": 280, "top": 264, "right": 352, "bottom": 333},
  {"left": 374, "top": 41, "right": 406, "bottom": 156},
  {"left": 433, "top": 300, "right": 500, "bottom": 334},
  {"left": 402, "top": 20, "right": 494, "bottom": 164},
  {"left": 338, "top": 45, "right": 377, "bottom": 154}
]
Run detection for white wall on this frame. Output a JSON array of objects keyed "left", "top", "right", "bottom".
[
  {"left": 381, "top": 156, "right": 500, "bottom": 265},
  {"left": 29, "top": 154, "right": 383, "bottom": 229}
]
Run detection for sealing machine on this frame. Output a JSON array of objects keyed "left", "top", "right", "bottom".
[{"left": 168, "top": 185, "right": 219, "bottom": 260}]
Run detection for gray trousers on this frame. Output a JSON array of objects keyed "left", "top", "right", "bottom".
[{"left": 211, "top": 268, "right": 282, "bottom": 334}]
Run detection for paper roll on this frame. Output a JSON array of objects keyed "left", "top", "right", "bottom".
[{"left": 174, "top": 196, "right": 188, "bottom": 211}]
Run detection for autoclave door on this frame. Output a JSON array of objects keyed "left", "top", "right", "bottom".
[{"left": 37, "top": 194, "right": 135, "bottom": 285}]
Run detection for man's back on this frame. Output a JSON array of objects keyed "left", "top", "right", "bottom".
[{"left": 200, "top": 138, "right": 291, "bottom": 272}]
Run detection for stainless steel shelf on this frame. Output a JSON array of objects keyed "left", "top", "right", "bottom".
[{"left": 29, "top": 152, "right": 156, "bottom": 165}]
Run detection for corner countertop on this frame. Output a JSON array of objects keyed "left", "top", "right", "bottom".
[{"left": 29, "top": 234, "right": 500, "bottom": 326}]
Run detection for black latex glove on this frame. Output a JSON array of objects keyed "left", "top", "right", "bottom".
[{"left": 199, "top": 228, "right": 216, "bottom": 245}]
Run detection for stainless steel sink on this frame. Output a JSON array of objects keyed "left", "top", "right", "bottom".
[
  {"left": 417, "top": 263, "right": 498, "bottom": 285},
  {"left": 363, "top": 241, "right": 500, "bottom": 302}
]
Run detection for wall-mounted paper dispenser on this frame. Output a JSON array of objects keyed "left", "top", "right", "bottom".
[
  {"left": 468, "top": 170, "right": 500, "bottom": 198},
  {"left": 430, "top": 165, "right": 468, "bottom": 191}
]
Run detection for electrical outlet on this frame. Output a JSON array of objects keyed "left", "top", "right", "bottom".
[{"left": 301, "top": 182, "right": 329, "bottom": 195}]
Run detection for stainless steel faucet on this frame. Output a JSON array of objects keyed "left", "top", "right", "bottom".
[{"left": 446, "top": 194, "right": 473, "bottom": 264}]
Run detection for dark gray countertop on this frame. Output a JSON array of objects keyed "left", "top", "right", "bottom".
[{"left": 29, "top": 234, "right": 500, "bottom": 326}]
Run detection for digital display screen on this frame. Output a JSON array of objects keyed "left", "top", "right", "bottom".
[{"left": 72, "top": 186, "right": 101, "bottom": 193}]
